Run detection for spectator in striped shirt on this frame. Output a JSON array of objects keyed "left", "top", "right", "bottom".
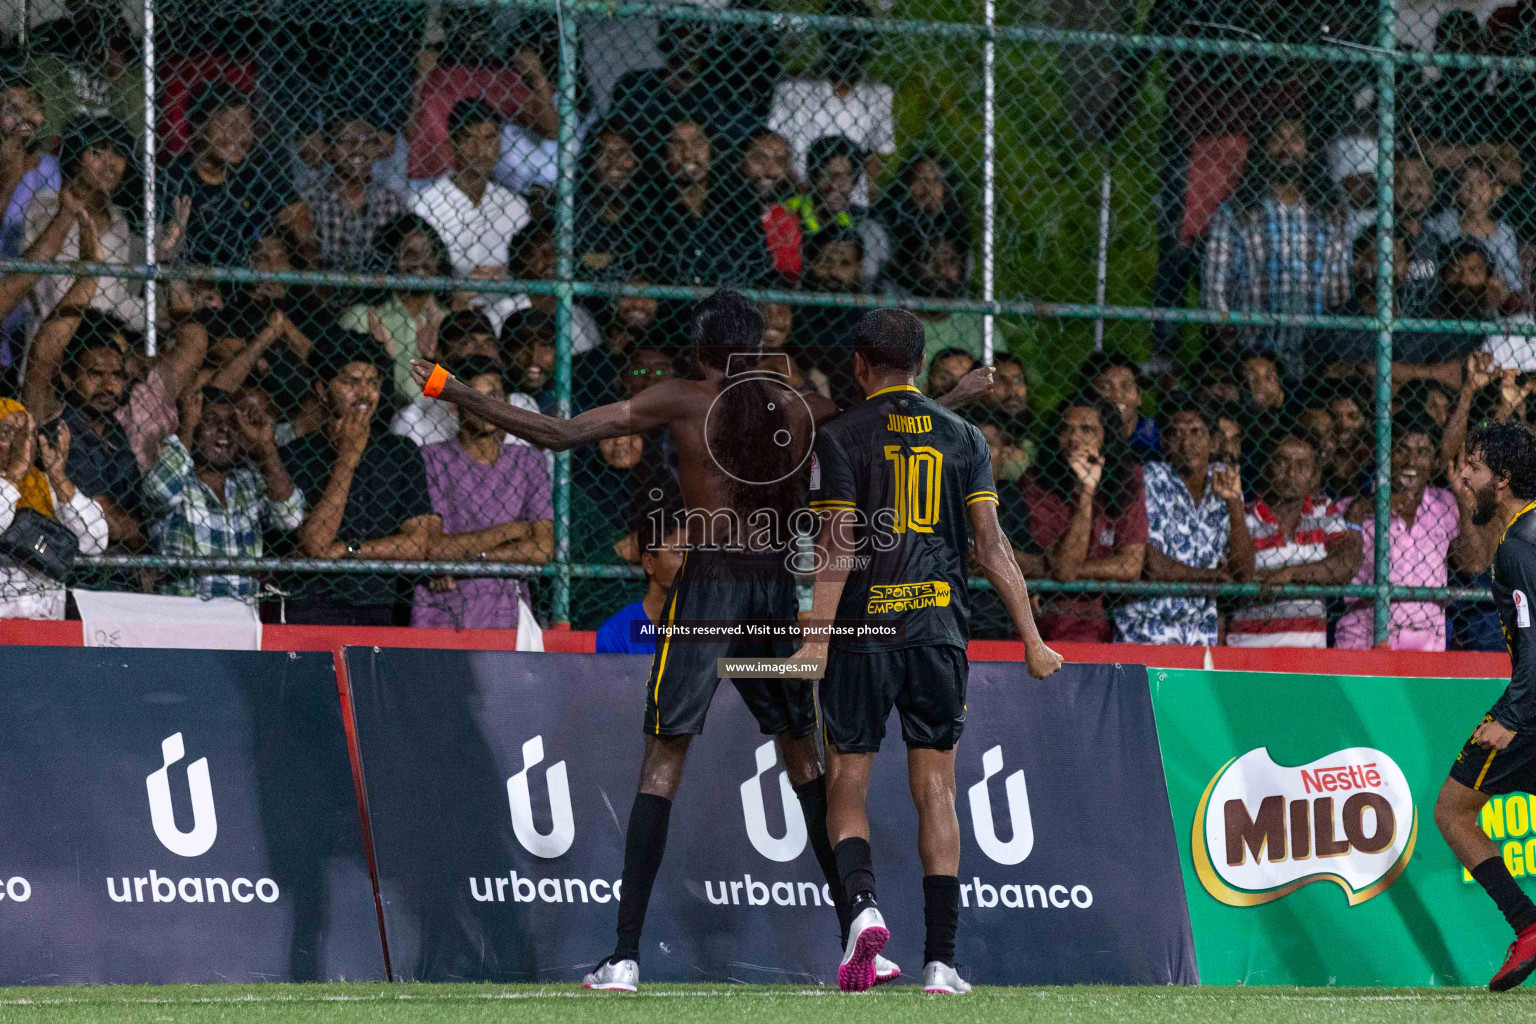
[
  {"left": 1202, "top": 117, "right": 1350, "bottom": 374},
  {"left": 1228, "top": 435, "right": 1361, "bottom": 647}
]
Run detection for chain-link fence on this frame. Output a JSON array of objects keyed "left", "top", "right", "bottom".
[{"left": 0, "top": 0, "right": 1525, "bottom": 648}]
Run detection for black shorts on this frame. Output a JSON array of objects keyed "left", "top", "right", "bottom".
[
  {"left": 1449, "top": 714, "right": 1536, "bottom": 795},
  {"left": 820, "top": 644, "right": 968, "bottom": 754},
  {"left": 643, "top": 548, "right": 815, "bottom": 738}
]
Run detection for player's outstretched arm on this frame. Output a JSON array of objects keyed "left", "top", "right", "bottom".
[
  {"left": 970, "top": 497, "right": 1063, "bottom": 680},
  {"left": 410, "top": 359, "right": 672, "bottom": 451}
]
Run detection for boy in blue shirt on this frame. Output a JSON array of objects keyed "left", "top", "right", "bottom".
[{"left": 595, "top": 520, "right": 685, "bottom": 654}]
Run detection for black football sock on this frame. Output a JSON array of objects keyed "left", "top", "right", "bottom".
[
  {"left": 923, "top": 875, "right": 961, "bottom": 966},
  {"left": 794, "top": 776, "right": 852, "bottom": 941},
  {"left": 1472, "top": 856, "right": 1536, "bottom": 935},
  {"left": 613, "top": 792, "right": 673, "bottom": 963},
  {"left": 835, "top": 837, "right": 877, "bottom": 912}
]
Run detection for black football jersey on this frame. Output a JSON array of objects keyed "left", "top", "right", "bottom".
[
  {"left": 1490, "top": 502, "right": 1536, "bottom": 732},
  {"left": 807, "top": 384, "right": 998, "bottom": 652}
]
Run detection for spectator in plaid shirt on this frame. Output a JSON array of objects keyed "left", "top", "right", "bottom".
[
  {"left": 1201, "top": 117, "right": 1350, "bottom": 374},
  {"left": 298, "top": 113, "right": 407, "bottom": 272},
  {"left": 144, "top": 387, "right": 305, "bottom": 598}
]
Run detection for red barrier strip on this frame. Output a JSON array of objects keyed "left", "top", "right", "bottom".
[{"left": 331, "top": 646, "right": 393, "bottom": 982}]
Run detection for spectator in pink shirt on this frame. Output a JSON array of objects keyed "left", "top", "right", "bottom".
[{"left": 1336, "top": 412, "right": 1482, "bottom": 650}]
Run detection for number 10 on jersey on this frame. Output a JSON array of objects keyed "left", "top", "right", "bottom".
[{"left": 883, "top": 445, "right": 944, "bottom": 533}]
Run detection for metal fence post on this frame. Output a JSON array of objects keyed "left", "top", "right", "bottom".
[
  {"left": 551, "top": 0, "right": 580, "bottom": 625},
  {"left": 981, "top": 0, "right": 995, "bottom": 363},
  {"left": 1371, "top": 0, "right": 1398, "bottom": 647},
  {"left": 142, "top": 0, "right": 157, "bottom": 357}
]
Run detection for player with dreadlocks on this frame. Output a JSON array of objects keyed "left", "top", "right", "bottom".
[{"left": 412, "top": 289, "right": 990, "bottom": 991}]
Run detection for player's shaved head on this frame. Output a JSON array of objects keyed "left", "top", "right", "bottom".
[
  {"left": 853, "top": 308, "right": 925, "bottom": 372},
  {"left": 690, "top": 289, "right": 763, "bottom": 371}
]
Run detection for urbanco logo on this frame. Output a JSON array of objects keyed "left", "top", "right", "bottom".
[
  {"left": 740, "top": 741, "right": 807, "bottom": 862},
  {"left": 1192, "top": 746, "right": 1417, "bottom": 907},
  {"left": 968, "top": 745, "right": 1034, "bottom": 865},
  {"left": 507, "top": 736, "right": 575, "bottom": 859},
  {"left": 146, "top": 732, "right": 218, "bottom": 857}
]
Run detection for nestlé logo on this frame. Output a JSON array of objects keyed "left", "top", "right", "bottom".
[{"left": 1192, "top": 746, "right": 1416, "bottom": 907}]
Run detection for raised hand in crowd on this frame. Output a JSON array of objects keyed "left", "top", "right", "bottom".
[
  {"left": 67, "top": 185, "right": 98, "bottom": 258},
  {"left": 335, "top": 404, "right": 372, "bottom": 469},
  {"left": 1214, "top": 462, "right": 1255, "bottom": 584},
  {"left": 234, "top": 391, "right": 279, "bottom": 457},
  {"left": 367, "top": 298, "right": 444, "bottom": 366},
  {"left": 453, "top": 265, "right": 507, "bottom": 313},
  {"left": 1495, "top": 368, "right": 1536, "bottom": 422},
  {"left": 1465, "top": 351, "right": 1496, "bottom": 395},
  {"left": 49, "top": 186, "right": 101, "bottom": 318},
  {"left": 156, "top": 195, "right": 192, "bottom": 263},
  {"left": 935, "top": 365, "right": 995, "bottom": 410},
  {"left": 0, "top": 184, "right": 96, "bottom": 324},
  {"left": 0, "top": 124, "right": 29, "bottom": 202},
  {"left": 511, "top": 45, "right": 559, "bottom": 141},
  {"left": 405, "top": 47, "right": 440, "bottom": 156},
  {"left": 367, "top": 308, "right": 398, "bottom": 360},
  {"left": 1442, "top": 352, "right": 1499, "bottom": 467},
  {"left": 1, "top": 409, "right": 34, "bottom": 489},
  {"left": 1068, "top": 449, "right": 1103, "bottom": 497},
  {"left": 165, "top": 278, "right": 224, "bottom": 322},
  {"left": 209, "top": 307, "right": 310, "bottom": 395},
  {"left": 416, "top": 301, "right": 444, "bottom": 362},
  {"left": 234, "top": 391, "right": 297, "bottom": 506},
  {"left": 1212, "top": 463, "right": 1243, "bottom": 504},
  {"left": 36, "top": 421, "right": 73, "bottom": 503},
  {"left": 177, "top": 383, "right": 204, "bottom": 444}
]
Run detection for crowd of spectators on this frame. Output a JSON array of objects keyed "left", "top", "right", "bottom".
[{"left": 0, "top": 1, "right": 1526, "bottom": 651}]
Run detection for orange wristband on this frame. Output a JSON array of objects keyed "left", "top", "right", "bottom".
[{"left": 422, "top": 363, "right": 450, "bottom": 399}]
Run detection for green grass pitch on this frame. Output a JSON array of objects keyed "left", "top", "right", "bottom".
[{"left": 0, "top": 984, "right": 1533, "bottom": 1023}]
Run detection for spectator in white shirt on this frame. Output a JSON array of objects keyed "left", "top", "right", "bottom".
[
  {"left": 494, "top": 45, "right": 593, "bottom": 208},
  {"left": 411, "top": 98, "right": 531, "bottom": 277},
  {"left": 22, "top": 115, "right": 152, "bottom": 336},
  {"left": 1326, "top": 134, "right": 1378, "bottom": 245},
  {"left": 1425, "top": 158, "right": 1524, "bottom": 299},
  {"left": 766, "top": 3, "right": 895, "bottom": 208},
  {"left": 390, "top": 310, "right": 539, "bottom": 448}
]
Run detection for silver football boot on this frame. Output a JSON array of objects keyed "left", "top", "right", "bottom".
[
  {"left": 837, "top": 904, "right": 890, "bottom": 992},
  {"left": 873, "top": 953, "right": 902, "bottom": 985},
  {"left": 583, "top": 957, "right": 639, "bottom": 992},
  {"left": 921, "top": 961, "right": 972, "bottom": 994}
]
